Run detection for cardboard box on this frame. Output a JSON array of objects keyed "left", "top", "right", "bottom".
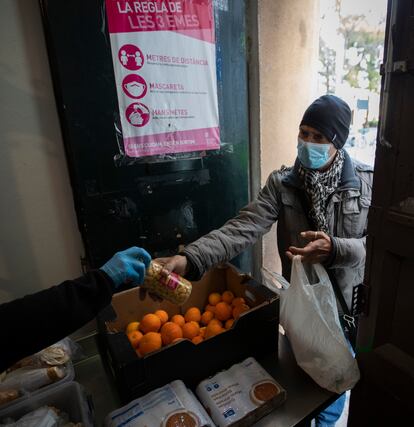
[{"left": 97, "top": 264, "right": 279, "bottom": 403}]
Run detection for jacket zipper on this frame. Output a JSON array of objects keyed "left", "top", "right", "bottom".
[
  {"left": 334, "top": 201, "right": 340, "bottom": 236},
  {"left": 326, "top": 191, "right": 340, "bottom": 236}
]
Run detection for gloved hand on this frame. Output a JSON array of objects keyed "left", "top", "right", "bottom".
[{"left": 100, "top": 246, "right": 151, "bottom": 288}]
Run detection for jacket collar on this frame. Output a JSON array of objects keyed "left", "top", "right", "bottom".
[{"left": 282, "top": 150, "right": 360, "bottom": 190}]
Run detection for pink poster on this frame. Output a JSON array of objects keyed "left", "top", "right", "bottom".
[{"left": 105, "top": 0, "right": 220, "bottom": 157}]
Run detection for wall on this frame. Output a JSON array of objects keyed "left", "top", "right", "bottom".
[
  {"left": 0, "top": 0, "right": 84, "bottom": 303},
  {"left": 258, "top": 0, "right": 320, "bottom": 273}
]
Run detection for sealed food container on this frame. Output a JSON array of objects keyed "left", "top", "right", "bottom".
[
  {"left": 0, "top": 381, "right": 94, "bottom": 427},
  {"left": 105, "top": 380, "right": 213, "bottom": 427},
  {"left": 143, "top": 261, "right": 192, "bottom": 305},
  {"left": 196, "top": 357, "right": 286, "bottom": 427},
  {"left": 0, "top": 361, "right": 75, "bottom": 411}
]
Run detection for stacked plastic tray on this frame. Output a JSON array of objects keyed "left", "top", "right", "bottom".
[
  {"left": 0, "top": 360, "right": 75, "bottom": 412},
  {"left": 0, "top": 381, "right": 93, "bottom": 426}
]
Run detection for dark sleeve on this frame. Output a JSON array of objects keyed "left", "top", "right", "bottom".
[{"left": 0, "top": 270, "right": 114, "bottom": 372}]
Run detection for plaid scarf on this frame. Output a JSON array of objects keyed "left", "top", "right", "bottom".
[{"left": 298, "top": 149, "right": 345, "bottom": 233}]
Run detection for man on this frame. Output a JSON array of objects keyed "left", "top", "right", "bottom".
[
  {"left": 157, "top": 95, "right": 373, "bottom": 427},
  {"left": 1, "top": 246, "right": 151, "bottom": 372}
]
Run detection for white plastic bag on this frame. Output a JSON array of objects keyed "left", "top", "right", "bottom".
[{"left": 275, "top": 256, "right": 360, "bottom": 394}]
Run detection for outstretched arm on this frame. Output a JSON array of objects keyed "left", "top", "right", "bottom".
[
  {"left": 158, "top": 173, "right": 282, "bottom": 280},
  {"left": 0, "top": 247, "right": 151, "bottom": 372}
]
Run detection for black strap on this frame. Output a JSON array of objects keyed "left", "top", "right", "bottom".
[
  {"left": 327, "top": 270, "right": 357, "bottom": 351},
  {"left": 295, "top": 189, "right": 357, "bottom": 350}
]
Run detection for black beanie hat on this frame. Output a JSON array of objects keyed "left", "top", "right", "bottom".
[{"left": 300, "top": 95, "right": 352, "bottom": 149}]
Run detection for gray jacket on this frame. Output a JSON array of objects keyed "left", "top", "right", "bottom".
[{"left": 183, "top": 150, "right": 373, "bottom": 311}]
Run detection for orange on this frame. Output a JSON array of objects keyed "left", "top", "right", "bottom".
[
  {"left": 161, "top": 322, "right": 183, "bottom": 345},
  {"left": 140, "top": 313, "right": 161, "bottom": 334},
  {"left": 192, "top": 336, "right": 203, "bottom": 345},
  {"left": 232, "top": 297, "right": 246, "bottom": 307},
  {"left": 208, "top": 318, "right": 223, "bottom": 328},
  {"left": 215, "top": 302, "right": 232, "bottom": 321},
  {"left": 184, "top": 307, "right": 201, "bottom": 323},
  {"left": 200, "top": 311, "right": 214, "bottom": 326},
  {"left": 154, "top": 310, "right": 169, "bottom": 325},
  {"left": 199, "top": 327, "right": 206, "bottom": 338},
  {"left": 205, "top": 304, "right": 216, "bottom": 314},
  {"left": 225, "top": 318, "right": 234, "bottom": 329},
  {"left": 171, "top": 314, "right": 185, "bottom": 327},
  {"left": 208, "top": 292, "right": 221, "bottom": 306},
  {"left": 182, "top": 321, "right": 200, "bottom": 340},
  {"left": 127, "top": 330, "right": 143, "bottom": 348},
  {"left": 222, "top": 290, "right": 234, "bottom": 304},
  {"left": 138, "top": 332, "right": 162, "bottom": 356},
  {"left": 172, "top": 337, "right": 183, "bottom": 343},
  {"left": 233, "top": 303, "right": 250, "bottom": 319},
  {"left": 125, "top": 321, "right": 140, "bottom": 334},
  {"left": 205, "top": 322, "right": 224, "bottom": 339}
]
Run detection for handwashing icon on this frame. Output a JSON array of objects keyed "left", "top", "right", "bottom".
[{"left": 126, "top": 102, "right": 150, "bottom": 127}]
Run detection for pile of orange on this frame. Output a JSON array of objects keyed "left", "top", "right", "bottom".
[{"left": 125, "top": 291, "right": 251, "bottom": 357}]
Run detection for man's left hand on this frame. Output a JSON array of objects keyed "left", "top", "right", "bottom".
[{"left": 286, "top": 231, "right": 332, "bottom": 264}]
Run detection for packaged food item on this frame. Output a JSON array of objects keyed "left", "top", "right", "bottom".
[
  {"left": 7, "top": 338, "right": 80, "bottom": 371},
  {"left": 144, "top": 261, "right": 192, "bottom": 305},
  {"left": 0, "top": 405, "right": 84, "bottom": 426},
  {"left": 0, "top": 382, "right": 92, "bottom": 427},
  {"left": 0, "top": 366, "right": 66, "bottom": 393},
  {"left": 105, "top": 380, "right": 214, "bottom": 427},
  {"left": 196, "top": 357, "right": 286, "bottom": 427},
  {"left": 0, "top": 340, "right": 76, "bottom": 410}
]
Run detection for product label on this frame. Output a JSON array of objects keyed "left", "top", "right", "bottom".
[{"left": 160, "top": 272, "right": 180, "bottom": 290}]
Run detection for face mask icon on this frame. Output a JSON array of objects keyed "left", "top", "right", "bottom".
[{"left": 124, "top": 81, "right": 145, "bottom": 98}]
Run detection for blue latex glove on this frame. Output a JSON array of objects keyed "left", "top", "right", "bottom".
[{"left": 100, "top": 246, "right": 151, "bottom": 288}]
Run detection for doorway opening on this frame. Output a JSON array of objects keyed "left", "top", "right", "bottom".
[{"left": 317, "top": 0, "right": 387, "bottom": 167}]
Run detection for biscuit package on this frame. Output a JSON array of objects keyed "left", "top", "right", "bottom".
[
  {"left": 105, "top": 380, "right": 214, "bottom": 427},
  {"left": 196, "top": 357, "right": 286, "bottom": 427}
]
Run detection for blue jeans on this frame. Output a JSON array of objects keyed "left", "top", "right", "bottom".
[{"left": 315, "top": 392, "right": 346, "bottom": 427}]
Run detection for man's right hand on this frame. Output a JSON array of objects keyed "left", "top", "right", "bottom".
[{"left": 155, "top": 255, "right": 188, "bottom": 277}]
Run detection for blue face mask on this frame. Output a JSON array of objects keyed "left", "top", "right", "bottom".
[{"left": 297, "top": 138, "right": 334, "bottom": 170}]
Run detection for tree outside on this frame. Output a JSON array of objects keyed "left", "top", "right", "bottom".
[{"left": 317, "top": 0, "right": 387, "bottom": 166}]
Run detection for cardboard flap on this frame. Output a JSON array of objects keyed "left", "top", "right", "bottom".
[{"left": 106, "top": 287, "right": 181, "bottom": 332}]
